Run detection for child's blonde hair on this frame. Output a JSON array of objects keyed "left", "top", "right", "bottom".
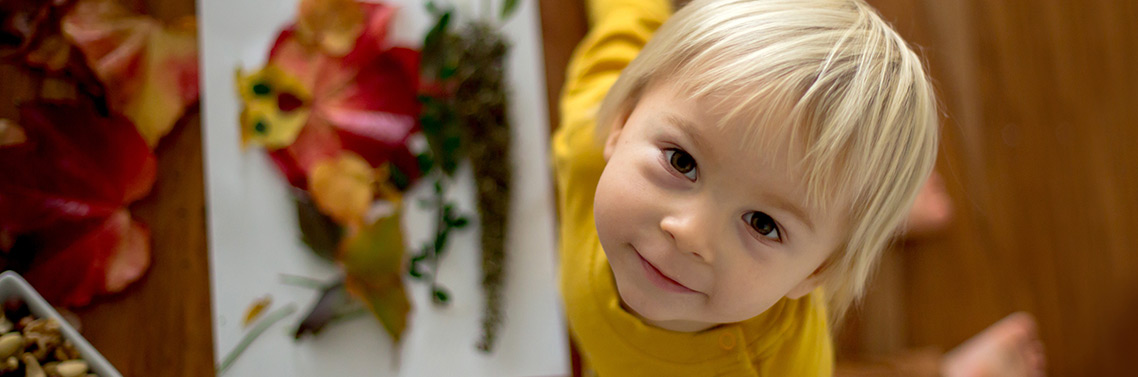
[{"left": 596, "top": 0, "right": 939, "bottom": 326}]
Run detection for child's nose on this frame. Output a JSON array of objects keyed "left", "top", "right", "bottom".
[{"left": 659, "top": 211, "right": 713, "bottom": 263}]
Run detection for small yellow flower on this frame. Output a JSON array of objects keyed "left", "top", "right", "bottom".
[{"left": 235, "top": 64, "right": 313, "bottom": 149}]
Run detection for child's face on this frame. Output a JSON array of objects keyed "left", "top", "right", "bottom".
[{"left": 595, "top": 82, "right": 847, "bottom": 332}]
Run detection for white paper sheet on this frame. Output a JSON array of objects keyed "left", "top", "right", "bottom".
[{"left": 197, "top": 0, "right": 569, "bottom": 375}]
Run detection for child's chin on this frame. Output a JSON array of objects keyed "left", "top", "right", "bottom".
[{"left": 614, "top": 280, "right": 678, "bottom": 320}]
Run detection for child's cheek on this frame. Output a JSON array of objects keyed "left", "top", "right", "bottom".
[
  {"left": 596, "top": 151, "right": 658, "bottom": 239},
  {"left": 594, "top": 156, "right": 639, "bottom": 242}
]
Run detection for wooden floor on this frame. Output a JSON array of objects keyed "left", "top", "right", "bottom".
[
  {"left": 1, "top": 0, "right": 1134, "bottom": 376},
  {"left": 861, "top": 1, "right": 1138, "bottom": 376}
]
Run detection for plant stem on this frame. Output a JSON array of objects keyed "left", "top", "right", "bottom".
[
  {"left": 280, "top": 274, "right": 327, "bottom": 289},
  {"left": 217, "top": 304, "right": 298, "bottom": 375},
  {"left": 429, "top": 178, "right": 449, "bottom": 303}
]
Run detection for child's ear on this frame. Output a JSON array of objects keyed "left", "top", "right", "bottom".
[
  {"left": 603, "top": 108, "right": 632, "bottom": 160},
  {"left": 785, "top": 268, "right": 824, "bottom": 299}
]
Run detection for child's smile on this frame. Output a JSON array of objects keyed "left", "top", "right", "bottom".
[
  {"left": 633, "top": 244, "right": 702, "bottom": 294},
  {"left": 594, "top": 81, "right": 848, "bottom": 333}
]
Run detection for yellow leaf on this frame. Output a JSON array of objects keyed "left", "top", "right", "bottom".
[
  {"left": 242, "top": 295, "right": 272, "bottom": 328},
  {"left": 338, "top": 211, "right": 410, "bottom": 342},
  {"left": 121, "top": 20, "right": 199, "bottom": 146},
  {"left": 62, "top": 0, "right": 201, "bottom": 147},
  {"left": 309, "top": 152, "right": 375, "bottom": 226}
]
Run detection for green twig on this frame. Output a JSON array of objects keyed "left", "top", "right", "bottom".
[
  {"left": 217, "top": 304, "right": 298, "bottom": 375},
  {"left": 280, "top": 274, "right": 328, "bottom": 289},
  {"left": 332, "top": 306, "right": 369, "bottom": 322}
]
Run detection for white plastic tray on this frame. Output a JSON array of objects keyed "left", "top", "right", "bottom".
[{"left": 0, "top": 271, "right": 122, "bottom": 377}]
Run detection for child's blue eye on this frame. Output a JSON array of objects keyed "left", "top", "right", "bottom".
[
  {"left": 744, "top": 212, "right": 781, "bottom": 241},
  {"left": 664, "top": 148, "right": 698, "bottom": 180}
]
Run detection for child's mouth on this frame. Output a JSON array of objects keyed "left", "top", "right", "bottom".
[{"left": 633, "top": 248, "right": 699, "bottom": 294}]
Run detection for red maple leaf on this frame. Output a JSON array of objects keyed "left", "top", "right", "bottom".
[{"left": 0, "top": 101, "right": 155, "bottom": 306}]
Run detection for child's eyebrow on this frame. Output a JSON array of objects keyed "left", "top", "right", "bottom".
[
  {"left": 768, "top": 193, "right": 815, "bottom": 233},
  {"left": 663, "top": 113, "right": 709, "bottom": 152}
]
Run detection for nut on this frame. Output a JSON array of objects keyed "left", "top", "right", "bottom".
[
  {"left": 0, "top": 305, "right": 92, "bottom": 377},
  {"left": 0, "top": 332, "right": 23, "bottom": 359},
  {"left": 0, "top": 315, "right": 13, "bottom": 334},
  {"left": 22, "top": 353, "right": 44, "bottom": 377},
  {"left": 55, "top": 360, "right": 88, "bottom": 377},
  {"left": 23, "top": 318, "right": 61, "bottom": 361},
  {"left": 53, "top": 346, "right": 71, "bottom": 362},
  {"left": 0, "top": 356, "right": 16, "bottom": 373},
  {"left": 52, "top": 340, "right": 80, "bottom": 361},
  {"left": 16, "top": 316, "right": 32, "bottom": 331},
  {"left": 42, "top": 361, "right": 58, "bottom": 375}
]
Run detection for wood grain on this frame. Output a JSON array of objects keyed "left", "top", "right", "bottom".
[
  {"left": 70, "top": 110, "right": 214, "bottom": 377},
  {"left": 539, "top": 0, "right": 588, "bottom": 134},
  {"left": 856, "top": 1, "right": 1138, "bottom": 375}
]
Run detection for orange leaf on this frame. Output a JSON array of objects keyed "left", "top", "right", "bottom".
[
  {"left": 309, "top": 152, "right": 375, "bottom": 226},
  {"left": 296, "top": 0, "right": 365, "bottom": 56}
]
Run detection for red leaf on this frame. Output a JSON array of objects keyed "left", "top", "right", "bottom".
[
  {"left": 0, "top": 101, "right": 155, "bottom": 234},
  {"left": 0, "top": 101, "right": 155, "bottom": 307},
  {"left": 21, "top": 210, "right": 150, "bottom": 307},
  {"left": 252, "top": 3, "right": 423, "bottom": 188},
  {"left": 267, "top": 119, "right": 343, "bottom": 189},
  {"left": 340, "top": 2, "right": 395, "bottom": 67},
  {"left": 103, "top": 215, "right": 150, "bottom": 293}
]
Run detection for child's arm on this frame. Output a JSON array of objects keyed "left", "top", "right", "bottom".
[
  {"left": 552, "top": 0, "right": 672, "bottom": 254},
  {"left": 560, "top": 0, "right": 671, "bottom": 134},
  {"left": 583, "top": 0, "right": 672, "bottom": 27}
]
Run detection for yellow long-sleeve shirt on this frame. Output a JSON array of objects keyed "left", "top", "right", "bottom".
[{"left": 552, "top": 0, "right": 835, "bottom": 375}]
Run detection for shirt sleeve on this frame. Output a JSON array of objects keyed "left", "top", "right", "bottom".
[{"left": 552, "top": 0, "right": 672, "bottom": 246}]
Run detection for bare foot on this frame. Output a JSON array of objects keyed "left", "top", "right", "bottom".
[
  {"left": 903, "top": 171, "right": 953, "bottom": 238},
  {"left": 941, "top": 312, "right": 1047, "bottom": 377}
]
